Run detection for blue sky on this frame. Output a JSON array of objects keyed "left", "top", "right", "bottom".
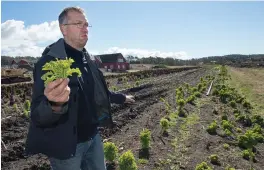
[{"left": 1, "top": 1, "right": 264, "bottom": 59}]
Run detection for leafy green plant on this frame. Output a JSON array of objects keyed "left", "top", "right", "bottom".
[
  {"left": 186, "top": 95, "right": 195, "bottom": 104},
  {"left": 225, "top": 166, "right": 235, "bottom": 170},
  {"left": 176, "top": 95, "right": 186, "bottom": 117},
  {"left": 236, "top": 128, "right": 242, "bottom": 133},
  {"left": 223, "top": 143, "right": 230, "bottom": 150},
  {"left": 236, "top": 114, "right": 252, "bottom": 127},
  {"left": 135, "top": 81, "right": 140, "bottom": 86},
  {"left": 13, "top": 104, "right": 18, "bottom": 112},
  {"left": 236, "top": 97, "right": 244, "bottom": 103},
  {"left": 242, "top": 100, "right": 251, "bottom": 109},
  {"left": 178, "top": 86, "right": 183, "bottom": 92},
  {"left": 41, "top": 57, "right": 81, "bottom": 85},
  {"left": 229, "top": 100, "right": 236, "bottom": 108},
  {"left": 207, "top": 120, "right": 218, "bottom": 135},
  {"left": 252, "top": 124, "right": 262, "bottom": 134},
  {"left": 118, "top": 150, "right": 138, "bottom": 170},
  {"left": 194, "top": 91, "right": 201, "bottom": 98},
  {"left": 177, "top": 99, "right": 185, "bottom": 108},
  {"left": 103, "top": 142, "right": 118, "bottom": 163},
  {"left": 242, "top": 149, "right": 256, "bottom": 165},
  {"left": 242, "top": 149, "right": 253, "bottom": 160},
  {"left": 191, "top": 87, "right": 198, "bottom": 93},
  {"left": 160, "top": 117, "right": 169, "bottom": 134},
  {"left": 160, "top": 98, "right": 171, "bottom": 114},
  {"left": 24, "top": 100, "right": 31, "bottom": 111},
  {"left": 238, "top": 129, "right": 263, "bottom": 149},
  {"left": 221, "top": 120, "right": 233, "bottom": 131},
  {"left": 209, "top": 154, "right": 220, "bottom": 165},
  {"left": 195, "top": 162, "right": 212, "bottom": 170},
  {"left": 184, "top": 83, "right": 190, "bottom": 92},
  {"left": 197, "top": 83, "right": 203, "bottom": 92},
  {"left": 140, "top": 128, "right": 151, "bottom": 149},
  {"left": 23, "top": 109, "right": 29, "bottom": 118},
  {"left": 176, "top": 88, "right": 184, "bottom": 100},
  {"left": 238, "top": 129, "right": 261, "bottom": 168},
  {"left": 224, "top": 129, "right": 232, "bottom": 136},
  {"left": 219, "top": 88, "right": 231, "bottom": 103},
  {"left": 252, "top": 114, "right": 264, "bottom": 127},
  {"left": 138, "top": 159, "right": 148, "bottom": 164}
]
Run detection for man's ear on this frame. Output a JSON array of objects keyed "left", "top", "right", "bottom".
[{"left": 60, "top": 25, "right": 67, "bottom": 36}]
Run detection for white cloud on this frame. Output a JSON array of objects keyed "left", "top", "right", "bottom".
[
  {"left": 102, "top": 47, "right": 190, "bottom": 60},
  {"left": 1, "top": 19, "right": 189, "bottom": 60},
  {"left": 1, "top": 19, "right": 62, "bottom": 57}
]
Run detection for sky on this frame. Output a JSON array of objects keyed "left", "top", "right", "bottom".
[{"left": 1, "top": 1, "right": 264, "bottom": 60}]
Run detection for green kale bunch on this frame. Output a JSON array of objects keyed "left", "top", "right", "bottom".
[{"left": 41, "top": 57, "right": 81, "bottom": 85}]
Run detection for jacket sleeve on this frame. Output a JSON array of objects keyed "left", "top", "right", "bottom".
[
  {"left": 108, "top": 90, "right": 126, "bottom": 104},
  {"left": 97, "top": 68, "right": 126, "bottom": 104},
  {"left": 30, "top": 57, "right": 68, "bottom": 128}
]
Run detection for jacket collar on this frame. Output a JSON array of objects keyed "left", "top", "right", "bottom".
[{"left": 46, "top": 38, "right": 67, "bottom": 59}]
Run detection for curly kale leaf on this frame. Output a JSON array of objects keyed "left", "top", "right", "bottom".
[{"left": 41, "top": 57, "right": 81, "bottom": 85}]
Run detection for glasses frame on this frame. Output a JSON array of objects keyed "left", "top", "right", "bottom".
[{"left": 63, "top": 22, "right": 92, "bottom": 29}]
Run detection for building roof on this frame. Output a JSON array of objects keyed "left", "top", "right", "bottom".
[
  {"left": 11, "top": 60, "right": 17, "bottom": 65},
  {"left": 94, "top": 53, "right": 125, "bottom": 63},
  {"left": 19, "top": 59, "right": 30, "bottom": 64},
  {"left": 11, "top": 59, "right": 30, "bottom": 65}
]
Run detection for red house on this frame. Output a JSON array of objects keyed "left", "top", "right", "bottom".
[
  {"left": 18, "top": 59, "right": 30, "bottom": 65},
  {"left": 94, "top": 53, "right": 129, "bottom": 72},
  {"left": 10, "top": 59, "right": 33, "bottom": 71}
]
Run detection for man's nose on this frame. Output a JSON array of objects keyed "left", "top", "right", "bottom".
[
  {"left": 81, "top": 27, "right": 88, "bottom": 33},
  {"left": 83, "top": 28, "right": 88, "bottom": 34}
]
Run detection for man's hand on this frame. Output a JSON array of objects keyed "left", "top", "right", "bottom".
[
  {"left": 44, "top": 78, "right": 70, "bottom": 111},
  {"left": 124, "top": 95, "right": 135, "bottom": 104}
]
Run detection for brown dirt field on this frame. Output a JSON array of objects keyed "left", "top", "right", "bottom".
[{"left": 1, "top": 66, "right": 263, "bottom": 170}]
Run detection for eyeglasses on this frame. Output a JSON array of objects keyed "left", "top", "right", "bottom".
[{"left": 63, "top": 22, "right": 92, "bottom": 28}]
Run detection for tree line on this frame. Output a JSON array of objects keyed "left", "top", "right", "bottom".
[
  {"left": 2, "top": 54, "right": 264, "bottom": 67},
  {"left": 1, "top": 56, "right": 40, "bottom": 66},
  {"left": 127, "top": 54, "right": 264, "bottom": 66}
]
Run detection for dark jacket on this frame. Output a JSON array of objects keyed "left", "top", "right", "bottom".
[{"left": 25, "top": 38, "right": 126, "bottom": 159}]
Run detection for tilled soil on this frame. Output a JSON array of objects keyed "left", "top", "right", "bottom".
[{"left": 1, "top": 67, "right": 215, "bottom": 170}]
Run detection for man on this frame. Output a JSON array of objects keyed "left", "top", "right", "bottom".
[{"left": 25, "top": 6, "right": 135, "bottom": 170}]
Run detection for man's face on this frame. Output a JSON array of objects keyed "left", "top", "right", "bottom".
[{"left": 62, "top": 10, "right": 89, "bottom": 48}]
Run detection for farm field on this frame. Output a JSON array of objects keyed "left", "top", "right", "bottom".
[
  {"left": 227, "top": 67, "right": 264, "bottom": 116},
  {"left": 1, "top": 65, "right": 264, "bottom": 170}
]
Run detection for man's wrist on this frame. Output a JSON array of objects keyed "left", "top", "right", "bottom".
[
  {"left": 49, "top": 101, "right": 65, "bottom": 112},
  {"left": 49, "top": 101, "right": 64, "bottom": 106},
  {"left": 51, "top": 105, "right": 62, "bottom": 112}
]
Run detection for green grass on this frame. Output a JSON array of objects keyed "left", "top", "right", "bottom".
[{"left": 227, "top": 66, "right": 264, "bottom": 116}]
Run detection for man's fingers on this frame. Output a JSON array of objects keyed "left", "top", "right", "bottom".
[
  {"left": 129, "top": 95, "right": 135, "bottom": 100},
  {"left": 45, "top": 78, "right": 64, "bottom": 93},
  {"left": 55, "top": 86, "right": 70, "bottom": 103},
  {"left": 129, "top": 99, "right": 135, "bottom": 103},
  {"left": 44, "top": 79, "right": 70, "bottom": 103},
  {"left": 125, "top": 96, "right": 135, "bottom": 104},
  {"left": 128, "top": 95, "right": 135, "bottom": 99},
  {"left": 50, "top": 78, "right": 69, "bottom": 96}
]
